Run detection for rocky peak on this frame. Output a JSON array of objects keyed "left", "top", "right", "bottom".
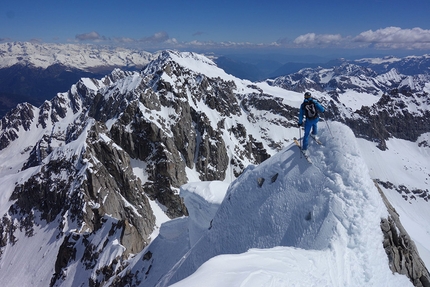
[{"left": 0, "top": 102, "right": 35, "bottom": 150}]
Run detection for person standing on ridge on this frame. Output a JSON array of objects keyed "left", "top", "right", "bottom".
[{"left": 298, "top": 91, "right": 325, "bottom": 151}]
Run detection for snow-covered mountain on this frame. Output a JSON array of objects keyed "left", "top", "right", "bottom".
[
  {"left": 268, "top": 61, "right": 430, "bottom": 95},
  {"left": 0, "top": 42, "right": 154, "bottom": 70},
  {"left": 355, "top": 54, "right": 430, "bottom": 75},
  {"left": 0, "top": 50, "right": 429, "bottom": 286}
]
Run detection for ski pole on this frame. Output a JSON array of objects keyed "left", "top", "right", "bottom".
[
  {"left": 299, "top": 126, "right": 302, "bottom": 147},
  {"left": 299, "top": 126, "right": 302, "bottom": 158},
  {"left": 323, "top": 117, "right": 334, "bottom": 138}
]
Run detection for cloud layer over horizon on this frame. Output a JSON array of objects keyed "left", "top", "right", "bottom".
[{"left": 66, "top": 27, "right": 430, "bottom": 52}]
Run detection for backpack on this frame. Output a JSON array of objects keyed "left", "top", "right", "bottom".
[{"left": 302, "top": 100, "right": 318, "bottom": 119}]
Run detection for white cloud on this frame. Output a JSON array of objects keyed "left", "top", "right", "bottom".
[
  {"left": 293, "top": 33, "right": 343, "bottom": 46},
  {"left": 289, "top": 27, "right": 430, "bottom": 50},
  {"left": 353, "top": 27, "right": 430, "bottom": 49},
  {"left": 355, "top": 27, "right": 430, "bottom": 43}
]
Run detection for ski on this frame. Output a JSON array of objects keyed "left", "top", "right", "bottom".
[
  {"left": 311, "top": 135, "right": 322, "bottom": 145},
  {"left": 293, "top": 137, "right": 312, "bottom": 164}
]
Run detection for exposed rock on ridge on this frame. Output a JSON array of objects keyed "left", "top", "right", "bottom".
[{"left": 376, "top": 181, "right": 430, "bottom": 287}]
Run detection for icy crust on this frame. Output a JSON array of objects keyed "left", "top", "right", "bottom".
[{"left": 167, "top": 122, "right": 412, "bottom": 287}]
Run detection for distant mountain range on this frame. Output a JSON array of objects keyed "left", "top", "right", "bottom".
[
  {"left": 268, "top": 60, "right": 430, "bottom": 95},
  {"left": 215, "top": 54, "right": 430, "bottom": 81},
  {"left": 0, "top": 42, "right": 153, "bottom": 70}
]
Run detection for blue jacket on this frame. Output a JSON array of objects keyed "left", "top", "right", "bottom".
[{"left": 298, "top": 98, "right": 325, "bottom": 125}]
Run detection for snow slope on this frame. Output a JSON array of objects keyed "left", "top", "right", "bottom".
[
  {"left": 358, "top": 134, "right": 430, "bottom": 268},
  {"left": 147, "top": 122, "right": 413, "bottom": 287}
]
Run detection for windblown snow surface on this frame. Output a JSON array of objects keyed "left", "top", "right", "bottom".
[{"left": 146, "top": 122, "right": 412, "bottom": 287}]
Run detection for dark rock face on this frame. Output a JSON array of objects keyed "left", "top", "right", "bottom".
[
  {"left": 84, "top": 123, "right": 155, "bottom": 250},
  {"left": 5, "top": 119, "right": 156, "bottom": 286},
  {"left": 0, "top": 102, "right": 34, "bottom": 150},
  {"left": 375, "top": 181, "right": 430, "bottom": 287},
  {"left": 87, "top": 51, "right": 285, "bottom": 218},
  {"left": 377, "top": 180, "right": 430, "bottom": 202}
]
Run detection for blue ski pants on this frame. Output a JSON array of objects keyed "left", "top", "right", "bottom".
[{"left": 302, "top": 118, "right": 319, "bottom": 150}]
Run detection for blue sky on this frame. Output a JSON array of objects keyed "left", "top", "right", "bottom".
[{"left": 2, "top": 0, "right": 430, "bottom": 58}]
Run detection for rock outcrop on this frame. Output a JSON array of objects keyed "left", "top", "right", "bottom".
[{"left": 376, "top": 181, "right": 430, "bottom": 287}]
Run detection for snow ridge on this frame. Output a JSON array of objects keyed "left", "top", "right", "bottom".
[{"left": 160, "top": 123, "right": 412, "bottom": 286}]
